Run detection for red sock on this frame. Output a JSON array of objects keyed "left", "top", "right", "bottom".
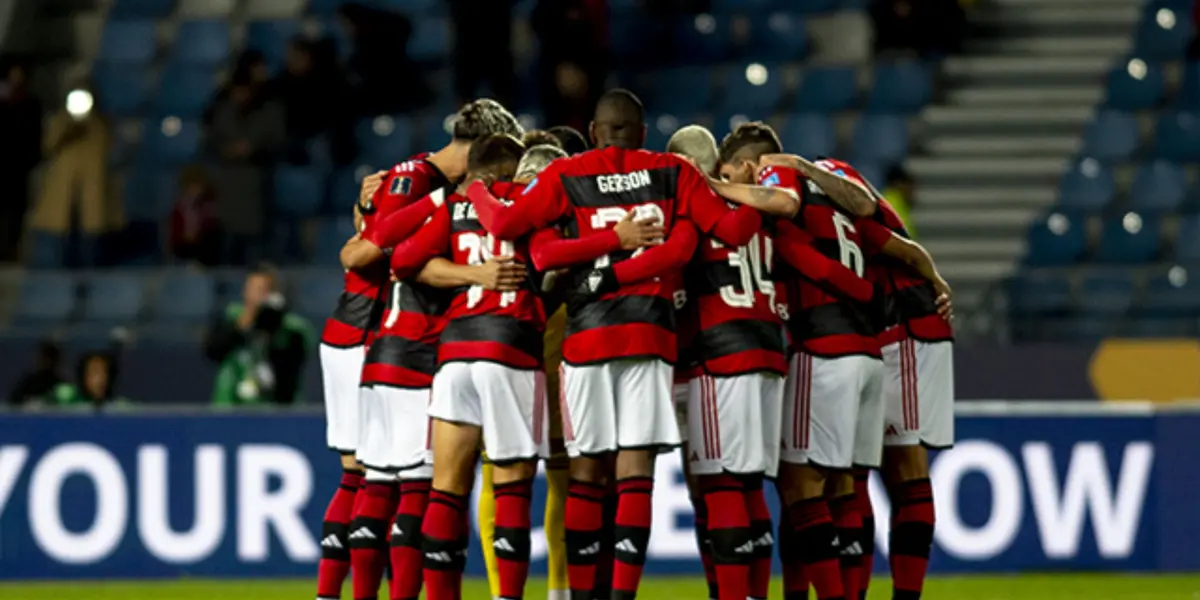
[
  {"left": 389, "top": 479, "right": 430, "bottom": 600},
  {"left": 421, "top": 489, "right": 468, "bottom": 600},
  {"left": 779, "top": 507, "right": 810, "bottom": 600},
  {"left": 494, "top": 479, "right": 535, "bottom": 600},
  {"left": 744, "top": 479, "right": 773, "bottom": 600},
  {"left": 693, "top": 499, "right": 719, "bottom": 599},
  {"left": 612, "top": 477, "right": 654, "bottom": 600},
  {"left": 701, "top": 475, "right": 751, "bottom": 600},
  {"left": 317, "top": 470, "right": 361, "bottom": 600},
  {"left": 830, "top": 495, "right": 863, "bottom": 600},
  {"left": 890, "top": 479, "right": 934, "bottom": 600},
  {"left": 350, "top": 480, "right": 398, "bottom": 600},
  {"left": 565, "top": 480, "right": 605, "bottom": 600},
  {"left": 853, "top": 473, "right": 874, "bottom": 599},
  {"left": 593, "top": 489, "right": 617, "bottom": 600},
  {"left": 789, "top": 498, "right": 844, "bottom": 600}
]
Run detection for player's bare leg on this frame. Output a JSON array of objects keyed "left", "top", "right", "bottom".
[
  {"left": 828, "top": 472, "right": 864, "bottom": 600},
  {"left": 422, "top": 420, "right": 481, "bottom": 600},
  {"left": 491, "top": 459, "right": 539, "bottom": 600},
  {"left": 883, "top": 445, "right": 934, "bottom": 600},
  {"left": 778, "top": 463, "right": 844, "bottom": 600},
  {"left": 565, "top": 454, "right": 614, "bottom": 600}
]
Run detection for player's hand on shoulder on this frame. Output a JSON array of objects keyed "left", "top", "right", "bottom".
[
  {"left": 613, "top": 210, "right": 665, "bottom": 250},
  {"left": 359, "top": 170, "right": 387, "bottom": 206},
  {"left": 475, "top": 256, "right": 526, "bottom": 291}
]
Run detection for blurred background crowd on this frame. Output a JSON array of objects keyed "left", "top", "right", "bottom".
[{"left": 2, "top": 0, "right": 1198, "bottom": 406}]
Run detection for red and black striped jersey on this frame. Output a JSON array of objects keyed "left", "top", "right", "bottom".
[
  {"left": 759, "top": 164, "right": 880, "bottom": 359},
  {"left": 473, "top": 147, "right": 759, "bottom": 366},
  {"left": 321, "top": 154, "right": 452, "bottom": 348},
  {"left": 435, "top": 182, "right": 546, "bottom": 369}
]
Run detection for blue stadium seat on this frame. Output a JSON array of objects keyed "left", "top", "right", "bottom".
[
  {"left": 306, "top": 0, "right": 343, "bottom": 15},
  {"left": 93, "top": 66, "right": 152, "bottom": 117},
  {"left": 719, "top": 63, "right": 786, "bottom": 116},
  {"left": 291, "top": 270, "right": 343, "bottom": 322},
  {"left": 14, "top": 273, "right": 77, "bottom": 326},
  {"left": 1024, "top": 213, "right": 1087, "bottom": 266},
  {"left": 1008, "top": 270, "right": 1073, "bottom": 316},
  {"left": 1052, "top": 317, "right": 1118, "bottom": 342},
  {"left": 1095, "top": 213, "right": 1161, "bottom": 264},
  {"left": 794, "top": 66, "right": 858, "bottom": 112},
  {"left": 409, "top": 18, "right": 450, "bottom": 63},
  {"left": 646, "top": 114, "right": 690, "bottom": 153},
  {"left": 376, "top": 0, "right": 441, "bottom": 14},
  {"left": 1134, "top": 12, "right": 1193, "bottom": 60},
  {"left": 780, "top": 114, "right": 836, "bottom": 159},
  {"left": 672, "top": 14, "right": 732, "bottom": 63},
  {"left": 1057, "top": 159, "right": 1115, "bottom": 212},
  {"left": 1124, "top": 316, "right": 1199, "bottom": 337},
  {"left": 154, "top": 270, "right": 216, "bottom": 324},
  {"left": 710, "top": 0, "right": 776, "bottom": 15},
  {"left": 609, "top": 16, "right": 669, "bottom": 64},
  {"left": 1176, "top": 213, "right": 1200, "bottom": 261},
  {"left": 275, "top": 167, "right": 328, "bottom": 218},
  {"left": 314, "top": 217, "right": 357, "bottom": 267},
  {"left": 123, "top": 165, "right": 178, "bottom": 221},
  {"left": 1179, "top": 62, "right": 1200, "bottom": 109},
  {"left": 1080, "top": 110, "right": 1139, "bottom": 162},
  {"left": 1153, "top": 111, "right": 1200, "bottom": 161},
  {"left": 866, "top": 62, "right": 932, "bottom": 114},
  {"left": 649, "top": 67, "right": 713, "bottom": 116},
  {"left": 109, "top": 0, "right": 176, "bottom": 18},
  {"left": 851, "top": 115, "right": 908, "bottom": 165},
  {"left": 1130, "top": 160, "right": 1187, "bottom": 212},
  {"left": 421, "top": 114, "right": 454, "bottom": 157},
  {"left": 795, "top": 0, "right": 839, "bottom": 13},
  {"left": 355, "top": 115, "right": 415, "bottom": 170},
  {"left": 1077, "top": 271, "right": 1136, "bottom": 316},
  {"left": 245, "top": 20, "right": 303, "bottom": 70},
  {"left": 1104, "top": 60, "right": 1165, "bottom": 110},
  {"left": 155, "top": 66, "right": 216, "bottom": 117},
  {"left": 172, "top": 20, "right": 231, "bottom": 65},
  {"left": 97, "top": 19, "right": 157, "bottom": 64},
  {"left": 1137, "top": 266, "right": 1200, "bottom": 316},
  {"left": 82, "top": 274, "right": 146, "bottom": 324},
  {"left": 745, "top": 12, "right": 808, "bottom": 60},
  {"left": 141, "top": 118, "right": 201, "bottom": 165},
  {"left": 327, "top": 167, "right": 364, "bottom": 216}
]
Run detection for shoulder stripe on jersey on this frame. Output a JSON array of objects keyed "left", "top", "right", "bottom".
[{"left": 561, "top": 166, "right": 680, "bottom": 208}]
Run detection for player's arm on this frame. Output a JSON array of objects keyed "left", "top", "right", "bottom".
[
  {"left": 340, "top": 190, "right": 448, "bottom": 270},
  {"left": 759, "top": 154, "right": 877, "bottom": 217},
  {"left": 416, "top": 257, "right": 527, "bottom": 291},
  {"left": 775, "top": 219, "right": 873, "bottom": 303},
  {"left": 679, "top": 161, "right": 760, "bottom": 246},
  {"left": 707, "top": 177, "right": 801, "bottom": 218},
  {"left": 858, "top": 218, "right": 952, "bottom": 316},
  {"left": 612, "top": 219, "right": 698, "bottom": 285},
  {"left": 467, "top": 168, "right": 567, "bottom": 239},
  {"left": 389, "top": 207, "right": 452, "bottom": 280},
  {"left": 528, "top": 212, "right": 665, "bottom": 272}
]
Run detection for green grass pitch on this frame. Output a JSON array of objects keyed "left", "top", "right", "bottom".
[{"left": 3, "top": 575, "right": 1199, "bottom": 600}]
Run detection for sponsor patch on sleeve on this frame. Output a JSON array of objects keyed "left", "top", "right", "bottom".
[
  {"left": 389, "top": 175, "right": 413, "bottom": 196},
  {"left": 761, "top": 172, "right": 781, "bottom": 187},
  {"left": 523, "top": 177, "right": 538, "bottom": 194}
]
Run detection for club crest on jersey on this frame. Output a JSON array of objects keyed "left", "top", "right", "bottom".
[
  {"left": 389, "top": 175, "right": 413, "bottom": 196},
  {"left": 762, "top": 172, "right": 781, "bottom": 187}
]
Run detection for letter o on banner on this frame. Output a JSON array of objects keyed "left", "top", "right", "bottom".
[
  {"left": 29, "top": 443, "right": 129, "bottom": 564},
  {"left": 931, "top": 440, "right": 1023, "bottom": 560}
]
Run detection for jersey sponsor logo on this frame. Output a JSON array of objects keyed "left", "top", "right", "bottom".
[
  {"left": 389, "top": 175, "right": 413, "bottom": 196},
  {"left": 596, "top": 170, "right": 652, "bottom": 194},
  {"left": 761, "top": 172, "right": 781, "bottom": 187}
]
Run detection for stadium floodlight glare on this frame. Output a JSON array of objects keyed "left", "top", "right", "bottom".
[
  {"left": 1126, "top": 58, "right": 1147, "bottom": 80},
  {"left": 1156, "top": 8, "right": 1176, "bottom": 29},
  {"left": 1122, "top": 212, "right": 1143, "bottom": 234},
  {"left": 66, "top": 89, "right": 94, "bottom": 120},
  {"left": 746, "top": 63, "right": 769, "bottom": 86},
  {"left": 1168, "top": 265, "right": 1187, "bottom": 287}
]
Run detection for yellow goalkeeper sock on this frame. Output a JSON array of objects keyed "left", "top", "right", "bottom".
[
  {"left": 478, "top": 459, "right": 501, "bottom": 599},
  {"left": 545, "top": 455, "right": 570, "bottom": 598}
]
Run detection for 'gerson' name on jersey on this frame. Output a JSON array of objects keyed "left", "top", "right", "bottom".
[{"left": 597, "top": 170, "right": 652, "bottom": 193}]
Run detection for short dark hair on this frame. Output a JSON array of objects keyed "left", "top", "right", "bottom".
[
  {"left": 467, "top": 133, "right": 526, "bottom": 178},
  {"left": 452, "top": 98, "right": 524, "bottom": 142},
  {"left": 718, "top": 121, "right": 783, "bottom": 164},
  {"left": 548, "top": 125, "right": 590, "bottom": 155},
  {"left": 522, "top": 129, "right": 562, "bottom": 149},
  {"left": 249, "top": 262, "right": 280, "bottom": 289},
  {"left": 594, "top": 89, "right": 645, "bottom": 125}
]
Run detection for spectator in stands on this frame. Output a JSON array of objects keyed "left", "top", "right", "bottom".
[
  {"left": 448, "top": 0, "right": 519, "bottom": 108},
  {"left": 870, "top": 0, "right": 966, "bottom": 59},
  {"left": 0, "top": 56, "right": 42, "bottom": 263},
  {"left": 204, "top": 50, "right": 271, "bottom": 126},
  {"left": 204, "top": 264, "right": 314, "bottom": 405},
  {"left": 882, "top": 164, "right": 918, "bottom": 238},
  {"left": 338, "top": 2, "right": 432, "bottom": 116},
  {"left": 204, "top": 72, "right": 285, "bottom": 266},
  {"left": 53, "top": 350, "right": 131, "bottom": 409},
  {"left": 27, "top": 80, "right": 118, "bottom": 268},
  {"left": 532, "top": 0, "right": 609, "bottom": 132},
  {"left": 168, "top": 165, "right": 221, "bottom": 266},
  {"left": 7, "top": 340, "right": 64, "bottom": 407},
  {"left": 272, "top": 37, "right": 345, "bottom": 164}
]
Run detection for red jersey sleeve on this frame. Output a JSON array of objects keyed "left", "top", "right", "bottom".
[
  {"left": 675, "top": 160, "right": 759, "bottom": 247},
  {"left": 373, "top": 163, "right": 437, "bottom": 217},
  {"left": 758, "top": 165, "right": 802, "bottom": 191},
  {"left": 855, "top": 217, "right": 895, "bottom": 257},
  {"left": 389, "top": 204, "right": 451, "bottom": 280},
  {"left": 775, "top": 219, "right": 873, "bottom": 303},
  {"left": 362, "top": 189, "right": 446, "bottom": 249},
  {"left": 469, "top": 162, "right": 569, "bottom": 239},
  {"left": 528, "top": 227, "right": 622, "bottom": 272},
  {"left": 613, "top": 219, "right": 699, "bottom": 285}
]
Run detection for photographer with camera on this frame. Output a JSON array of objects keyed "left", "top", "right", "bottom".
[{"left": 205, "top": 263, "right": 315, "bottom": 405}]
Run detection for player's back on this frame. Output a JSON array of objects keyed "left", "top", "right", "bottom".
[
  {"left": 440, "top": 181, "right": 546, "bottom": 369},
  {"left": 360, "top": 258, "right": 452, "bottom": 389},
  {"left": 868, "top": 197, "right": 953, "bottom": 345}
]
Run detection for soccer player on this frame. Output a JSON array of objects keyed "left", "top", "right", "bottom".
[
  {"left": 464, "top": 89, "right": 761, "bottom": 600},
  {"left": 339, "top": 98, "right": 525, "bottom": 600},
  {"left": 548, "top": 125, "right": 590, "bottom": 155},
  {"left": 523, "top": 129, "right": 564, "bottom": 150}
]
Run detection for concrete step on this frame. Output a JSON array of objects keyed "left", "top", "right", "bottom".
[
  {"left": 966, "top": 35, "right": 1131, "bottom": 56},
  {"left": 907, "top": 157, "right": 1067, "bottom": 182},
  {"left": 920, "top": 185, "right": 1057, "bottom": 208},
  {"left": 916, "top": 207, "right": 1042, "bottom": 230},
  {"left": 976, "top": 6, "right": 1140, "bottom": 27},
  {"left": 942, "top": 55, "right": 1113, "bottom": 78},
  {"left": 926, "top": 134, "right": 1080, "bottom": 156},
  {"left": 940, "top": 260, "right": 1021, "bottom": 284},
  {"left": 986, "top": 0, "right": 1144, "bottom": 7},
  {"left": 921, "top": 105, "right": 1093, "bottom": 135},
  {"left": 945, "top": 86, "right": 1104, "bottom": 107},
  {"left": 925, "top": 237, "right": 1027, "bottom": 260}
]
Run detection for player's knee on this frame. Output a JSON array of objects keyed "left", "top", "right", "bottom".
[
  {"left": 614, "top": 449, "right": 655, "bottom": 480},
  {"left": 340, "top": 453, "right": 363, "bottom": 471},
  {"left": 884, "top": 445, "right": 929, "bottom": 484},
  {"left": 568, "top": 455, "right": 609, "bottom": 486},
  {"left": 492, "top": 460, "right": 537, "bottom": 485},
  {"left": 389, "top": 513, "right": 423, "bottom": 549},
  {"left": 778, "top": 463, "right": 826, "bottom": 504}
]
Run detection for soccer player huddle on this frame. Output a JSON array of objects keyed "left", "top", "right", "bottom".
[{"left": 314, "top": 90, "right": 955, "bottom": 600}]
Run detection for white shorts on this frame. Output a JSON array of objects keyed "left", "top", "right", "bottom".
[
  {"left": 673, "top": 381, "right": 690, "bottom": 443},
  {"left": 356, "top": 385, "right": 432, "bottom": 474},
  {"left": 882, "top": 339, "right": 955, "bottom": 449},
  {"left": 429, "top": 362, "right": 550, "bottom": 462},
  {"left": 782, "top": 353, "right": 885, "bottom": 469},
  {"left": 687, "top": 373, "right": 784, "bottom": 478},
  {"left": 560, "top": 359, "right": 680, "bottom": 457},
  {"left": 320, "top": 344, "right": 364, "bottom": 453}
]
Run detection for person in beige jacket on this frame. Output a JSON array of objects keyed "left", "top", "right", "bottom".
[{"left": 28, "top": 85, "right": 119, "bottom": 267}]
